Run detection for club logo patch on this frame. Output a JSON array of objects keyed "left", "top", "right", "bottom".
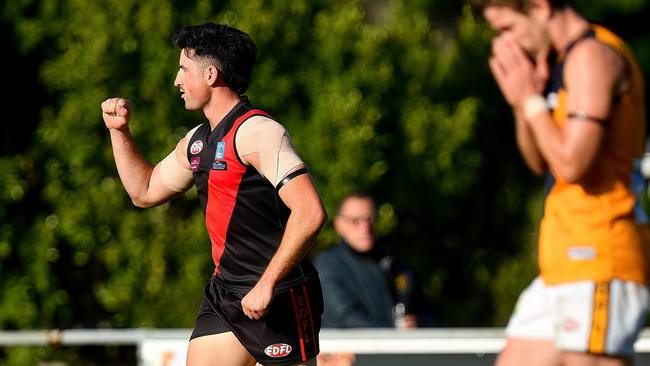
[
  {"left": 567, "top": 246, "right": 596, "bottom": 261},
  {"left": 190, "top": 140, "right": 204, "bottom": 155},
  {"left": 215, "top": 141, "right": 225, "bottom": 160},
  {"left": 212, "top": 161, "right": 227, "bottom": 170},
  {"left": 190, "top": 157, "right": 201, "bottom": 172},
  {"left": 264, "top": 343, "right": 292, "bottom": 358}
]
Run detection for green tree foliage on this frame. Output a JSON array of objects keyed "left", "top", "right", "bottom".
[{"left": 1, "top": 0, "right": 649, "bottom": 363}]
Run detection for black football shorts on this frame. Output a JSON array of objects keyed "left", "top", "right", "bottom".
[{"left": 190, "top": 276, "right": 323, "bottom": 365}]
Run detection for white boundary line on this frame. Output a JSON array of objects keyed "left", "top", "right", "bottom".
[{"left": 1, "top": 328, "right": 650, "bottom": 353}]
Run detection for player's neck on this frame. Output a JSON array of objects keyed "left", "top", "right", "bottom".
[
  {"left": 204, "top": 89, "right": 242, "bottom": 130},
  {"left": 548, "top": 7, "right": 590, "bottom": 54}
]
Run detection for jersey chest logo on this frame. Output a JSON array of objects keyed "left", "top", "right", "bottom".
[
  {"left": 190, "top": 140, "right": 204, "bottom": 155},
  {"left": 215, "top": 141, "right": 225, "bottom": 159},
  {"left": 212, "top": 141, "right": 227, "bottom": 170},
  {"left": 190, "top": 156, "right": 201, "bottom": 172},
  {"left": 212, "top": 161, "right": 227, "bottom": 170}
]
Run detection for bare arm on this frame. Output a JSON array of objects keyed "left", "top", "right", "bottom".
[
  {"left": 235, "top": 119, "right": 327, "bottom": 320},
  {"left": 489, "top": 36, "right": 549, "bottom": 175},
  {"left": 524, "top": 40, "right": 620, "bottom": 182},
  {"left": 490, "top": 36, "right": 621, "bottom": 182},
  {"left": 514, "top": 109, "right": 547, "bottom": 175},
  {"left": 264, "top": 173, "right": 327, "bottom": 283},
  {"left": 101, "top": 97, "right": 192, "bottom": 207},
  {"left": 241, "top": 173, "right": 327, "bottom": 319},
  {"left": 241, "top": 173, "right": 327, "bottom": 320}
]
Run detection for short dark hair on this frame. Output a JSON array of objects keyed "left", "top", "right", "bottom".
[
  {"left": 337, "top": 192, "right": 375, "bottom": 216},
  {"left": 173, "top": 23, "right": 256, "bottom": 95},
  {"left": 469, "top": 0, "right": 570, "bottom": 15}
]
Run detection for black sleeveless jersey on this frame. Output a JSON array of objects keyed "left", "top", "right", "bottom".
[{"left": 187, "top": 98, "right": 318, "bottom": 292}]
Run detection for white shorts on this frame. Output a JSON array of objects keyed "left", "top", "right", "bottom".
[{"left": 505, "top": 277, "right": 649, "bottom": 356}]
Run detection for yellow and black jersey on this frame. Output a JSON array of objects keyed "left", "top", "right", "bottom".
[{"left": 539, "top": 25, "right": 649, "bottom": 285}]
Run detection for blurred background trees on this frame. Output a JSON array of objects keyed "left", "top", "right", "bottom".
[{"left": 1, "top": 0, "right": 649, "bottom": 363}]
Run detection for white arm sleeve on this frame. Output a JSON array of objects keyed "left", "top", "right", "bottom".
[
  {"left": 158, "top": 125, "right": 200, "bottom": 192},
  {"left": 236, "top": 116, "right": 304, "bottom": 187},
  {"left": 159, "top": 150, "right": 194, "bottom": 192}
]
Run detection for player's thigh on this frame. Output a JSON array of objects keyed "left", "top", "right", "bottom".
[
  {"left": 317, "top": 352, "right": 355, "bottom": 366},
  {"left": 187, "top": 332, "right": 256, "bottom": 366},
  {"left": 496, "top": 337, "right": 561, "bottom": 366},
  {"left": 499, "top": 277, "right": 559, "bottom": 366},
  {"left": 561, "top": 351, "right": 629, "bottom": 366}
]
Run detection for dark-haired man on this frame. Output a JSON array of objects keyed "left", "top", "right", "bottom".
[
  {"left": 101, "top": 23, "right": 326, "bottom": 366},
  {"left": 471, "top": 1, "right": 650, "bottom": 365}
]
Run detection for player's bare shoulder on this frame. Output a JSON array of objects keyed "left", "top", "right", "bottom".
[{"left": 564, "top": 38, "right": 626, "bottom": 88}]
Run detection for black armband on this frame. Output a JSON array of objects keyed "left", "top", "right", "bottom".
[
  {"left": 567, "top": 112, "right": 608, "bottom": 125},
  {"left": 276, "top": 167, "right": 309, "bottom": 191}
]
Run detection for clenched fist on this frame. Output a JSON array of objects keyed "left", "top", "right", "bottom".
[
  {"left": 241, "top": 281, "right": 274, "bottom": 320},
  {"left": 101, "top": 97, "right": 131, "bottom": 130}
]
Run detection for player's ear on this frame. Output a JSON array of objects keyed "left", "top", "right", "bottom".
[{"left": 205, "top": 65, "right": 219, "bottom": 87}]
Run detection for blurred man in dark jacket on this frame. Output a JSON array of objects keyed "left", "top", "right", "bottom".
[{"left": 314, "top": 192, "right": 430, "bottom": 328}]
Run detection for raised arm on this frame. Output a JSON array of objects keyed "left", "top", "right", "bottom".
[
  {"left": 101, "top": 97, "right": 194, "bottom": 207},
  {"left": 513, "top": 109, "right": 548, "bottom": 175},
  {"left": 489, "top": 36, "right": 623, "bottom": 182},
  {"left": 489, "top": 36, "right": 549, "bottom": 175},
  {"left": 522, "top": 40, "right": 621, "bottom": 182}
]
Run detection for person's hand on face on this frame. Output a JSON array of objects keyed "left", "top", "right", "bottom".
[{"left": 489, "top": 35, "right": 549, "bottom": 109}]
